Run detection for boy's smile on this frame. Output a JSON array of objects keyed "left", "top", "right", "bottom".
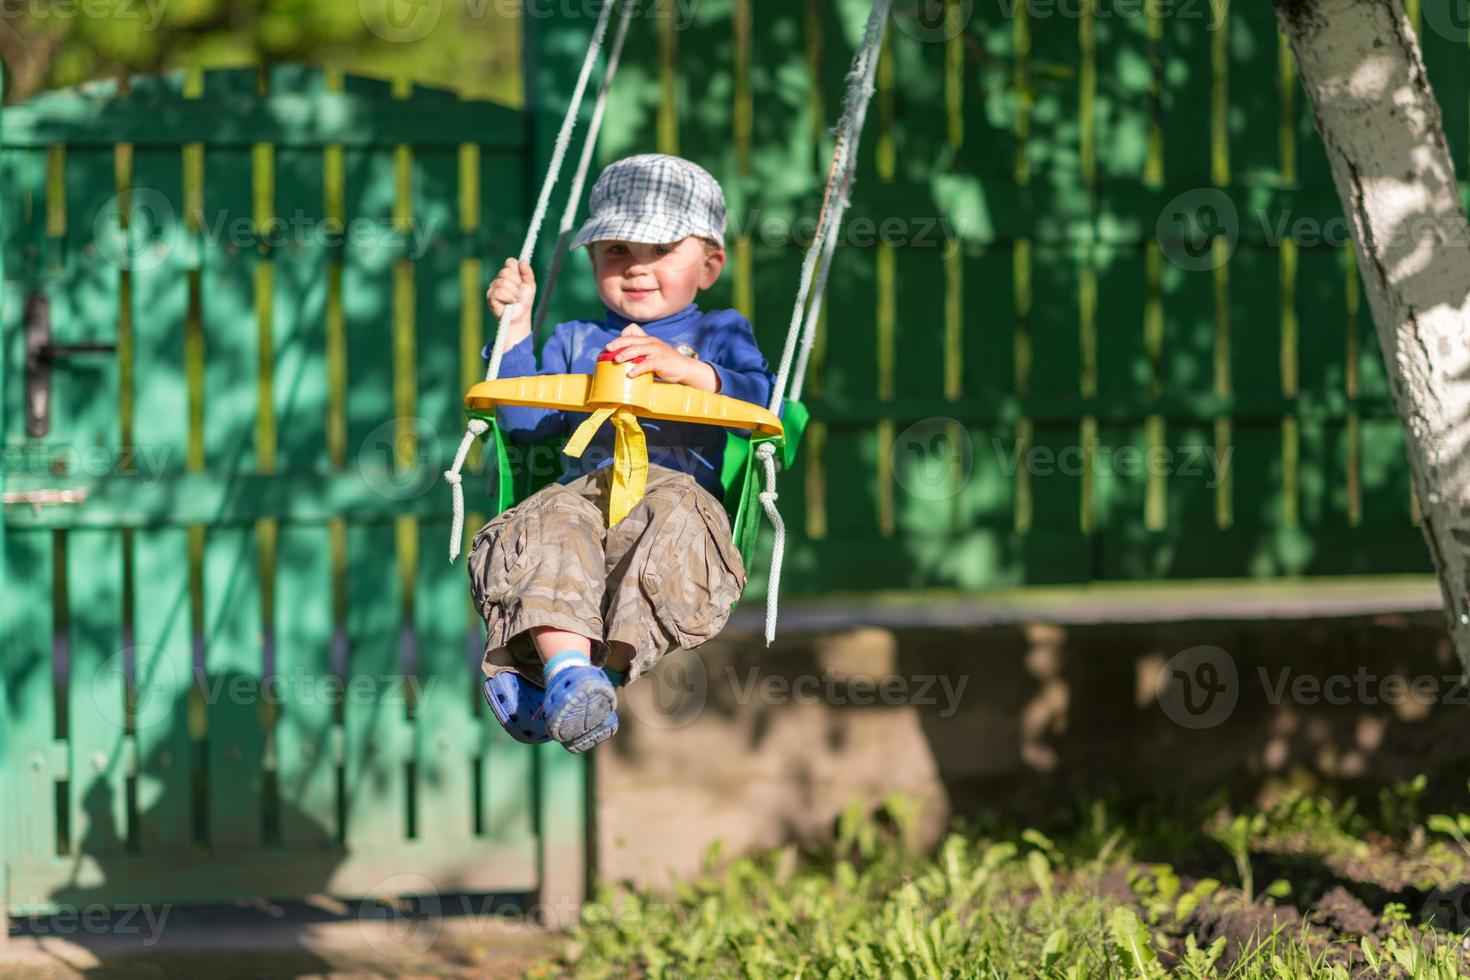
[{"left": 592, "top": 238, "right": 725, "bottom": 323}]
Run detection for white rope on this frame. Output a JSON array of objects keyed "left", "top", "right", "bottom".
[
  {"left": 788, "top": 155, "right": 859, "bottom": 403},
  {"left": 754, "top": 442, "right": 784, "bottom": 647},
  {"left": 767, "top": 0, "right": 891, "bottom": 415},
  {"left": 532, "top": 0, "right": 635, "bottom": 338},
  {"left": 756, "top": 0, "right": 891, "bottom": 642},
  {"left": 446, "top": 0, "right": 622, "bottom": 562}
]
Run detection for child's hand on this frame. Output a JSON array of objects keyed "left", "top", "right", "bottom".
[
  {"left": 605, "top": 324, "right": 720, "bottom": 392},
  {"left": 487, "top": 258, "right": 536, "bottom": 343}
]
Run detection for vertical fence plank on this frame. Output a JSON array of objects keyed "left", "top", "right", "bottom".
[
  {"left": 1018, "top": 0, "right": 1087, "bottom": 582},
  {"left": 1, "top": 144, "right": 60, "bottom": 883},
  {"left": 128, "top": 118, "right": 196, "bottom": 852},
  {"left": 948, "top": 0, "right": 1023, "bottom": 587},
  {"left": 0, "top": 77, "right": 7, "bottom": 909},
  {"left": 1296, "top": 239, "right": 1352, "bottom": 571},
  {"left": 411, "top": 128, "right": 477, "bottom": 845},
  {"left": 341, "top": 83, "right": 409, "bottom": 847},
  {"left": 887, "top": 15, "right": 959, "bottom": 586},
  {"left": 199, "top": 68, "right": 267, "bottom": 850},
  {"left": 1223, "top": 31, "right": 1288, "bottom": 578},
  {"left": 739, "top": 0, "right": 818, "bottom": 592},
  {"left": 1, "top": 533, "right": 56, "bottom": 875},
  {"left": 1092, "top": 0, "right": 1157, "bottom": 578},
  {"left": 679, "top": 0, "right": 737, "bottom": 312},
  {"left": 476, "top": 147, "right": 537, "bottom": 849},
  {"left": 53, "top": 146, "right": 130, "bottom": 860},
  {"left": 806, "top": 0, "right": 884, "bottom": 590},
  {"left": 1157, "top": 4, "right": 1234, "bottom": 575},
  {"left": 267, "top": 66, "right": 339, "bottom": 848}
]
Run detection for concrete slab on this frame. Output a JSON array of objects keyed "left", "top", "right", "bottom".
[
  {"left": 2, "top": 896, "right": 558, "bottom": 978},
  {"left": 726, "top": 575, "right": 1444, "bottom": 633}
]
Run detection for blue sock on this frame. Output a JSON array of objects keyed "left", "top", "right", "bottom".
[
  {"left": 544, "top": 650, "right": 591, "bottom": 681},
  {"left": 603, "top": 665, "right": 627, "bottom": 688}
]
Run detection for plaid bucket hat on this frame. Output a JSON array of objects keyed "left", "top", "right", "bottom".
[{"left": 571, "top": 154, "right": 727, "bottom": 250}]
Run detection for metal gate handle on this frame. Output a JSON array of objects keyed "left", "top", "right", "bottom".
[{"left": 24, "top": 291, "right": 118, "bottom": 438}]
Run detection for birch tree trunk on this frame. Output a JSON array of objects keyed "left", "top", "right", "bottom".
[{"left": 1272, "top": 0, "right": 1470, "bottom": 670}]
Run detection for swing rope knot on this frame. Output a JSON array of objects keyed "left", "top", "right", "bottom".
[
  {"left": 445, "top": 417, "right": 494, "bottom": 562},
  {"left": 753, "top": 440, "right": 785, "bottom": 647}
]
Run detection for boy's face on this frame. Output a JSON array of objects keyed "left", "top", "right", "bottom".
[{"left": 589, "top": 237, "right": 725, "bottom": 323}]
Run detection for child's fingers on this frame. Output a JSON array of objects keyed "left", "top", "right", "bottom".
[
  {"left": 620, "top": 323, "right": 646, "bottom": 336},
  {"left": 518, "top": 259, "right": 536, "bottom": 285},
  {"left": 612, "top": 340, "right": 665, "bottom": 362}
]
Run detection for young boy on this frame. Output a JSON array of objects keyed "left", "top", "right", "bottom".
[{"left": 471, "top": 154, "right": 776, "bottom": 753}]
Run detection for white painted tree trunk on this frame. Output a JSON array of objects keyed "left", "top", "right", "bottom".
[{"left": 1273, "top": 0, "right": 1470, "bottom": 670}]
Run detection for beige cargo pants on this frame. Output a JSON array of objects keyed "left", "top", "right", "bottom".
[{"left": 468, "top": 463, "right": 747, "bottom": 688}]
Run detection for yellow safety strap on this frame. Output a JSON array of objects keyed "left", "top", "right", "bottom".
[{"left": 562, "top": 406, "right": 649, "bottom": 526}]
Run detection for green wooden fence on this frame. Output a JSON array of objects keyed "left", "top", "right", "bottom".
[
  {"left": 0, "top": 66, "right": 585, "bottom": 916},
  {"left": 530, "top": 0, "right": 1429, "bottom": 596}
]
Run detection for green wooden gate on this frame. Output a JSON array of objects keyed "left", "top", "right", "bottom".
[{"left": 0, "top": 66, "right": 585, "bottom": 916}]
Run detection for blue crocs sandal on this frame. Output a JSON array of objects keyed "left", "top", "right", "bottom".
[
  {"left": 542, "top": 664, "right": 617, "bottom": 751},
  {"left": 482, "top": 670, "right": 619, "bottom": 752},
  {"left": 482, "top": 671, "right": 551, "bottom": 744}
]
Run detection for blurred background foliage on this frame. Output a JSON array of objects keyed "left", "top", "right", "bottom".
[{"left": 0, "top": 0, "right": 523, "bottom": 103}]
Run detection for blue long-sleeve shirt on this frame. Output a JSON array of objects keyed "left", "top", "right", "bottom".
[{"left": 487, "top": 303, "right": 777, "bottom": 498}]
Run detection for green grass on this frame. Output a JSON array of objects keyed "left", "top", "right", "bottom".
[{"left": 530, "top": 784, "right": 1470, "bottom": 979}]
